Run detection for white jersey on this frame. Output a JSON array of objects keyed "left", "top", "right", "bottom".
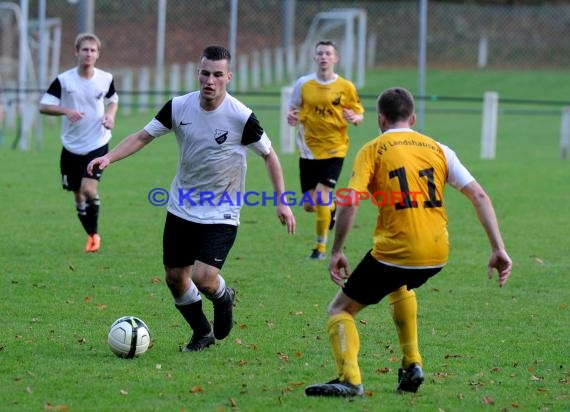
[
  {"left": 40, "top": 67, "right": 119, "bottom": 154},
  {"left": 144, "top": 91, "right": 272, "bottom": 226}
]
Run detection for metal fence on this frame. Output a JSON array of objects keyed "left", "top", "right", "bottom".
[
  {"left": 1, "top": 0, "right": 570, "bottom": 149},
  {"left": 2, "top": 0, "right": 570, "bottom": 83}
]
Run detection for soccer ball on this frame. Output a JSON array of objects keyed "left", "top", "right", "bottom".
[{"left": 107, "top": 316, "right": 151, "bottom": 358}]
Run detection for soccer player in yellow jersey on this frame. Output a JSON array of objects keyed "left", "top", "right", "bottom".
[
  {"left": 287, "top": 40, "right": 364, "bottom": 260},
  {"left": 305, "top": 87, "right": 512, "bottom": 397}
]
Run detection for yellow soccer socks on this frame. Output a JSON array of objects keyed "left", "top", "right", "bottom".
[
  {"left": 314, "top": 202, "right": 332, "bottom": 253},
  {"left": 328, "top": 312, "right": 362, "bottom": 385},
  {"left": 389, "top": 287, "right": 421, "bottom": 368}
]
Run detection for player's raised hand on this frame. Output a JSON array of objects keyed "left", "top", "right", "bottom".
[
  {"left": 487, "top": 248, "right": 512, "bottom": 287},
  {"left": 102, "top": 114, "right": 115, "bottom": 130},
  {"left": 277, "top": 204, "right": 296, "bottom": 234},
  {"left": 342, "top": 108, "right": 363, "bottom": 125},
  {"left": 287, "top": 108, "right": 300, "bottom": 126},
  {"left": 329, "top": 252, "right": 350, "bottom": 287},
  {"left": 66, "top": 109, "right": 85, "bottom": 122},
  {"left": 87, "top": 155, "right": 110, "bottom": 176}
]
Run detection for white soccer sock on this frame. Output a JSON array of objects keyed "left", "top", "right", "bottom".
[
  {"left": 174, "top": 283, "right": 201, "bottom": 306},
  {"left": 210, "top": 274, "right": 226, "bottom": 300}
]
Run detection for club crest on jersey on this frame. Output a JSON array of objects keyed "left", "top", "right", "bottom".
[
  {"left": 214, "top": 129, "right": 229, "bottom": 144},
  {"left": 332, "top": 92, "right": 344, "bottom": 105}
]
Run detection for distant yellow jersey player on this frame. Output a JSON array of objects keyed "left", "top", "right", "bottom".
[
  {"left": 348, "top": 128, "right": 475, "bottom": 267},
  {"left": 291, "top": 73, "right": 364, "bottom": 159},
  {"left": 287, "top": 40, "right": 364, "bottom": 260}
]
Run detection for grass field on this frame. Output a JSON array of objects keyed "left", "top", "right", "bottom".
[{"left": 1, "top": 68, "right": 569, "bottom": 411}]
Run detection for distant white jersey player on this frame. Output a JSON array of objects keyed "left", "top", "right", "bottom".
[{"left": 39, "top": 32, "right": 118, "bottom": 253}]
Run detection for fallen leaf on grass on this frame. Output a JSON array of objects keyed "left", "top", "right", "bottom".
[
  {"left": 120, "top": 389, "right": 128, "bottom": 395},
  {"left": 190, "top": 386, "right": 203, "bottom": 394},
  {"left": 228, "top": 397, "right": 237, "bottom": 407},
  {"left": 277, "top": 352, "right": 289, "bottom": 362},
  {"left": 482, "top": 395, "right": 494, "bottom": 405},
  {"left": 375, "top": 367, "right": 391, "bottom": 374},
  {"left": 530, "top": 375, "right": 544, "bottom": 381},
  {"left": 45, "top": 403, "right": 69, "bottom": 411}
]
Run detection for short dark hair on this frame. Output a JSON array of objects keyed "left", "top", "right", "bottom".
[
  {"left": 201, "top": 45, "right": 232, "bottom": 62},
  {"left": 315, "top": 40, "right": 338, "bottom": 52},
  {"left": 377, "top": 87, "right": 415, "bottom": 123}
]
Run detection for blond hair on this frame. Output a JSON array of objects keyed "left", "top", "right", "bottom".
[{"left": 74, "top": 33, "right": 101, "bottom": 51}]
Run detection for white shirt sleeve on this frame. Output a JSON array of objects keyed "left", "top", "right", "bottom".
[
  {"left": 440, "top": 143, "right": 475, "bottom": 190},
  {"left": 247, "top": 132, "right": 272, "bottom": 156},
  {"left": 143, "top": 118, "right": 171, "bottom": 138}
]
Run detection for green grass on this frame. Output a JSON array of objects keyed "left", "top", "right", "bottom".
[{"left": 1, "top": 68, "right": 569, "bottom": 411}]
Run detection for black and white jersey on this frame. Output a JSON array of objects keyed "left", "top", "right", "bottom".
[
  {"left": 144, "top": 91, "right": 272, "bottom": 225},
  {"left": 40, "top": 67, "right": 118, "bottom": 154}
]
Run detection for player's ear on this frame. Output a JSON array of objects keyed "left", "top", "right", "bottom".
[
  {"left": 227, "top": 71, "right": 233, "bottom": 81},
  {"left": 378, "top": 113, "right": 387, "bottom": 132},
  {"left": 409, "top": 113, "right": 416, "bottom": 127}
]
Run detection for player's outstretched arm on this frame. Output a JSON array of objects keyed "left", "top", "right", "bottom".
[
  {"left": 87, "top": 129, "right": 154, "bottom": 175},
  {"left": 460, "top": 181, "right": 512, "bottom": 287},
  {"left": 329, "top": 191, "right": 359, "bottom": 286},
  {"left": 263, "top": 147, "right": 296, "bottom": 234}
]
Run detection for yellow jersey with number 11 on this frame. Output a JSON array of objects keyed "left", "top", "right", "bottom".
[{"left": 348, "top": 128, "right": 475, "bottom": 268}]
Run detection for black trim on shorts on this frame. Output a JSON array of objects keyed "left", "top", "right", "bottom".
[
  {"left": 60, "top": 144, "right": 108, "bottom": 191},
  {"left": 299, "top": 157, "right": 344, "bottom": 194},
  {"left": 162, "top": 212, "right": 238, "bottom": 269},
  {"left": 342, "top": 250, "right": 442, "bottom": 305}
]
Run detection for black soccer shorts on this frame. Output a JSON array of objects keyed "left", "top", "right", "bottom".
[
  {"left": 342, "top": 250, "right": 442, "bottom": 305},
  {"left": 60, "top": 144, "right": 108, "bottom": 192},
  {"left": 162, "top": 212, "right": 237, "bottom": 269}
]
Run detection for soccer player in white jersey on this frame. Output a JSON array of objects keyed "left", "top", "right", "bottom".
[
  {"left": 87, "top": 45, "right": 296, "bottom": 352},
  {"left": 39, "top": 33, "right": 118, "bottom": 253}
]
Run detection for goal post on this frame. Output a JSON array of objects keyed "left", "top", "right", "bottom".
[{"left": 296, "top": 8, "right": 367, "bottom": 88}]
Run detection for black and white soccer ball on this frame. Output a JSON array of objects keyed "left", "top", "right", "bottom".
[{"left": 107, "top": 316, "right": 151, "bottom": 358}]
